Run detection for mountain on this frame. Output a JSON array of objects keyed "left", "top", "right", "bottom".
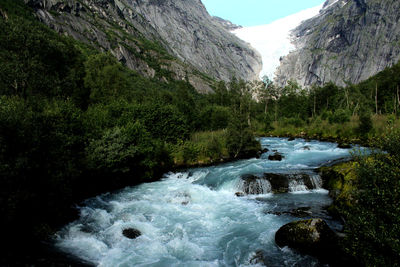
[
  {"left": 212, "top": 16, "right": 242, "bottom": 31},
  {"left": 274, "top": 0, "right": 400, "bottom": 88},
  {"left": 24, "top": 0, "right": 262, "bottom": 92},
  {"left": 232, "top": 5, "right": 322, "bottom": 80}
]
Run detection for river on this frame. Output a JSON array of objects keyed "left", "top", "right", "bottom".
[{"left": 56, "top": 137, "right": 367, "bottom": 266}]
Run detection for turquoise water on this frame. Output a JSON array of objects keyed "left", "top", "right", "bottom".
[{"left": 56, "top": 138, "right": 366, "bottom": 266}]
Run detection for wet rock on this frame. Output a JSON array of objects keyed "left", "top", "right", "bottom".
[
  {"left": 288, "top": 137, "right": 295, "bottom": 141},
  {"left": 175, "top": 192, "right": 191, "bottom": 205},
  {"left": 256, "top": 148, "right": 270, "bottom": 158},
  {"left": 261, "top": 148, "right": 269, "bottom": 153},
  {"left": 302, "top": 146, "right": 311, "bottom": 150},
  {"left": 275, "top": 219, "right": 337, "bottom": 262},
  {"left": 268, "top": 153, "right": 283, "bottom": 161},
  {"left": 290, "top": 207, "right": 312, "bottom": 217},
  {"left": 263, "top": 173, "right": 289, "bottom": 193},
  {"left": 235, "top": 192, "right": 245, "bottom": 197},
  {"left": 266, "top": 207, "right": 312, "bottom": 217},
  {"left": 239, "top": 174, "right": 271, "bottom": 195},
  {"left": 122, "top": 228, "right": 141, "bottom": 239},
  {"left": 249, "top": 250, "right": 266, "bottom": 265},
  {"left": 337, "top": 143, "right": 351, "bottom": 149}
]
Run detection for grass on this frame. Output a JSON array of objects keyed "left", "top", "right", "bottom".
[
  {"left": 259, "top": 115, "right": 400, "bottom": 145},
  {"left": 170, "top": 130, "right": 229, "bottom": 167}
]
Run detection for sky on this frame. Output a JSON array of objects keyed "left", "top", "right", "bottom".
[{"left": 202, "top": 0, "right": 326, "bottom": 27}]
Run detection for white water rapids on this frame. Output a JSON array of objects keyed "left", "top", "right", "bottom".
[{"left": 56, "top": 138, "right": 367, "bottom": 266}]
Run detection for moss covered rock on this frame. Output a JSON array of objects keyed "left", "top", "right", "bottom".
[
  {"left": 275, "top": 219, "right": 337, "bottom": 261},
  {"left": 319, "top": 161, "right": 359, "bottom": 217}
]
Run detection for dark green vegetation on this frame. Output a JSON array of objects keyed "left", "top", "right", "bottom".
[
  {"left": 320, "top": 128, "right": 400, "bottom": 266},
  {"left": 257, "top": 62, "right": 400, "bottom": 142},
  {"left": 0, "top": 1, "right": 260, "bottom": 263}
]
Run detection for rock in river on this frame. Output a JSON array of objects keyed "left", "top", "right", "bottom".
[
  {"left": 275, "top": 218, "right": 337, "bottom": 262},
  {"left": 122, "top": 228, "right": 141, "bottom": 239},
  {"left": 268, "top": 153, "right": 283, "bottom": 161}
]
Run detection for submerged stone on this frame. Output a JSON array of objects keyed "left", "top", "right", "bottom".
[
  {"left": 268, "top": 153, "right": 283, "bottom": 161},
  {"left": 267, "top": 207, "right": 312, "bottom": 217},
  {"left": 235, "top": 192, "right": 245, "bottom": 197},
  {"left": 122, "top": 228, "right": 141, "bottom": 239}
]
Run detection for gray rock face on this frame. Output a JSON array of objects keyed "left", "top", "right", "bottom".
[
  {"left": 129, "top": 0, "right": 261, "bottom": 82},
  {"left": 24, "top": 0, "right": 262, "bottom": 92},
  {"left": 275, "top": 0, "right": 400, "bottom": 88},
  {"left": 212, "top": 16, "right": 242, "bottom": 31}
]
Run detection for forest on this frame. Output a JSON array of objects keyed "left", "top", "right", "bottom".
[{"left": 1, "top": 0, "right": 400, "bottom": 265}]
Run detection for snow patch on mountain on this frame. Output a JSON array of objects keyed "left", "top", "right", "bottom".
[{"left": 232, "top": 4, "right": 323, "bottom": 79}]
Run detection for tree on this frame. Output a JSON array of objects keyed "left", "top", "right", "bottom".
[{"left": 84, "top": 53, "right": 130, "bottom": 103}]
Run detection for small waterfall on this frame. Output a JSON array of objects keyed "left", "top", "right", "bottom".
[
  {"left": 288, "top": 179, "right": 308, "bottom": 192},
  {"left": 237, "top": 177, "right": 272, "bottom": 195},
  {"left": 309, "top": 174, "right": 323, "bottom": 189}
]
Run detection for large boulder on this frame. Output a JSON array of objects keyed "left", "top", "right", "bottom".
[{"left": 275, "top": 219, "right": 337, "bottom": 262}]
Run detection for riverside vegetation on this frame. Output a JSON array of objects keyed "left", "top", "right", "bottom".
[{"left": 1, "top": 0, "right": 400, "bottom": 265}]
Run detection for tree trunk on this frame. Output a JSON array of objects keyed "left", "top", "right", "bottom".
[
  {"left": 397, "top": 85, "right": 400, "bottom": 112},
  {"left": 375, "top": 83, "right": 378, "bottom": 115},
  {"left": 313, "top": 94, "right": 316, "bottom": 118},
  {"left": 264, "top": 99, "right": 269, "bottom": 114}
]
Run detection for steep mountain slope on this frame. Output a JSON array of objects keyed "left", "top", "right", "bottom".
[
  {"left": 212, "top": 16, "right": 242, "bottom": 31},
  {"left": 274, "top": 0, "right": 400, "bottom": 88},
  {"left": 23, "top": 0, "right": 262, "bottom": 92}
]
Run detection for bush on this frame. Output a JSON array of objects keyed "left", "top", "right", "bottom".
[
  {"left": 343, "top": 129, "right": 400, "bottom": 266},
  {"left": 226, "top": 112, "right": 260, "bottom": 158},
  {"left": 328, "top": 109, "right": 351, "bottom": 124},
  {"left": 357, "top": 111, "right": 373, "bottom": 136},
  {"left": 283, "top": 117, "right": 305, "bottom": 128}
]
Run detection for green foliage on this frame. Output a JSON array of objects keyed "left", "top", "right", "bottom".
[
  {"left": 84, "top": 53, "right": 131, "bottom": 103},
  {"left": 226, "top": 110, "right": 260, "bottom": 159},
  {"left": 343, "top": 129, "right": 400, "bottom": 266},
  {"left": 357, "top": 111, "right": 373, "bottom": 136},
  {"left": 328, "top": 109, "right": 351, "bottom": 124},
  {"left": 0, "top": 96, "right": 85, "bottom": 242},
  {"left": 86, "top": 121, "right": 169, "bottom": 179},
  {"left": 198, "top": 105, "right": 230, "bottom": 131},
  {"left": 0, "top": 1, "right": 86, "bottom": 102}
]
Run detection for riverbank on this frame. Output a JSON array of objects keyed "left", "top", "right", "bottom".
[
  {"left": 256, "top": 114, "right": 400, "bottom": 148},
  {"left": 317, "top": 128, "right": 400, "bottom": 266}
]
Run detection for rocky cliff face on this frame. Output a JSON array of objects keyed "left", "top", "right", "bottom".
[
  {"left": 275, "top": 0, "right": 400, "bottom": 88},
  {"left": 212, "top": 16, "right": 242, "bottom": 31},
  {"left": 126, "top": 0, "right": 261, "bottom": 81},
  {"left": 24, "top": 0, "right": 262, "bottom": 92}
]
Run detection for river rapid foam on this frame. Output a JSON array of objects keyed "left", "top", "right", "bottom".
[{"left": 56, "top": 138, "right": 367, "bottom": 266}]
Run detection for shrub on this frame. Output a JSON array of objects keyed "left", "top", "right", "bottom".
[{"left": 328, "top": 109, "right": 351, "bottom": 124}]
